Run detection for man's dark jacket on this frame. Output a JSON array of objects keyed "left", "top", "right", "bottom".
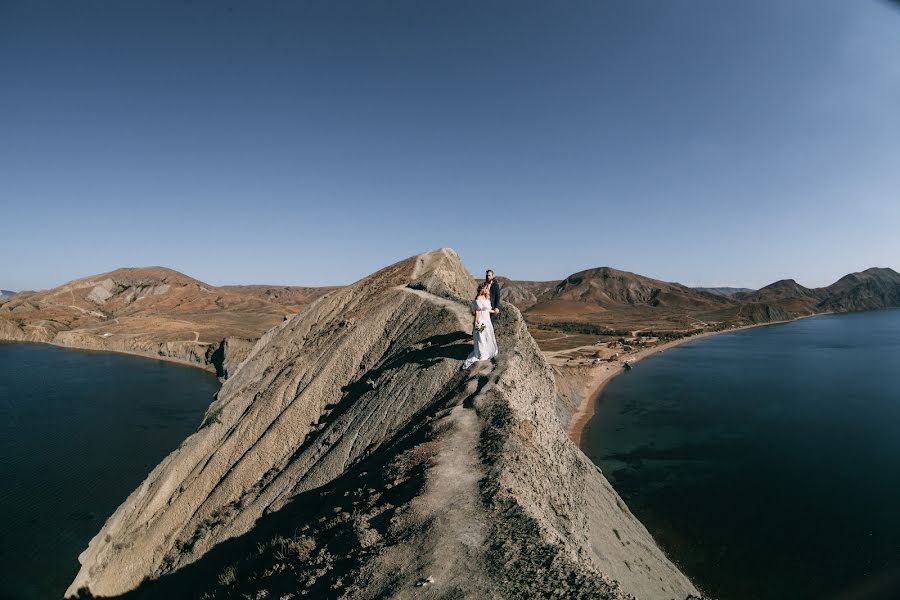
[{"left": 489, "top": 280, "right": 501, "bottom": 321}]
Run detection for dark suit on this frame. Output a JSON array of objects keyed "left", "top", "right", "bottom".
[{"left": 489, "top": 279, "right": 501, "bottom": 323}]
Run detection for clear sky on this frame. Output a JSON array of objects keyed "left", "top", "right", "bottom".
[{"left": 2, "top": 1, "right": 898, "bottom": 291}]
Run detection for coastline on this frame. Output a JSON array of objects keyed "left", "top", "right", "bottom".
[
  {"left": 0, "top": 337, "right": 221, "bottom": 376},
  {"left": 4, "top": 313, "right": 822, "bottom": 427},
  {"left": 565, "top": 317, "right": 814, "bottom": 447}
]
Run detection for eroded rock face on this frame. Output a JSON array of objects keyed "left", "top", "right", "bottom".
[{"left": 66, "top": 248, "right": 699, "bottom": 600}]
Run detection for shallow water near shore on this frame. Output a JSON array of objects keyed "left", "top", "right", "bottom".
[
  {"left": 583, "top": 308, "right": 900, "bottom": 600},
  {"left": 0, "top": 342, "right": 220, "bottom": 600}
]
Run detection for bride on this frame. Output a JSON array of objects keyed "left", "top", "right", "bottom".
[{"left": 462, "top": 282, "right": 499, "bottom": 369}]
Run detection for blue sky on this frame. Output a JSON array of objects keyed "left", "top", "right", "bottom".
[{"left": 2, "top": 1, "right": 898, "bottom": 291}]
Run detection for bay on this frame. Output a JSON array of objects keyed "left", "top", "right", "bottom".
[
  {"left": 583, "top": 309, "right": 900, "bottom": 600},
  {"left": 0, "top": 343, "right": 220, "bottom": 600}
]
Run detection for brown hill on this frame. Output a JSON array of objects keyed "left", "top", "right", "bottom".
[
  {"left": 511, "top": 267, "right": 745, "bottom": 334},
  {"left": 733, "top": 268, "right": 900, "bottom": 317},
  {"left": 0, "top": 267, "right": 338, "bottom": 376},
  {"left": 498, "top": 266, "right": 899, "bottom": 350},
  {"left": 818, "top": 267, "right": 900, "bottom": 313},
  {"left": 545, "top": 267, "right": 732, "bottom": 310},
  {"left": 495, "top": 276, "right": 556, "bottom": 309},
  {"left": 734, "top": 279, "right": 824, "bottom": 316}
]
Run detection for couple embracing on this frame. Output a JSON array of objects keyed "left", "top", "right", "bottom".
[{"left": 462, "top": 269, "right": 500, "bottom": 370}]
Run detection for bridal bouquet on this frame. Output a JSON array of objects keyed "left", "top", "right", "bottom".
[{"left": 474, "top": 322, "right": 486, "bottom": 334}]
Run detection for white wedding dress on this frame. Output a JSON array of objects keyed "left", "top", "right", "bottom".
[{"left": 462, "top": 297, "right": 498, "bottom": 369}]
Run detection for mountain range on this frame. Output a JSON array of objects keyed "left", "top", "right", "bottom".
[
  {"left": 3, "top": 264, "right": 898, "bottom": 373},
  {"left": 499, "top": 266, "right": 900, "bottom": 336},
  {"left": 4, "top": 252, "right": 896, "bottom": 599}
]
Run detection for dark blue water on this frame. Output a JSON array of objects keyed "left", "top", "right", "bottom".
[
  {"left": 0, "top": 343, "right": 220, "bottom": 600},
  {"left": 583, "top": 309, "right": 900, "bottom": 600}
]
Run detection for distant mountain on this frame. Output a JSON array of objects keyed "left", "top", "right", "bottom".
[
  {"left": 545, "top": 267, "right": 732, "bottom": 310},
  {"left": 693, "top": 287, "right": 753, "bottom": 297},
  {"left": 499, "top": 265, "right": 900, "bottom": 332},
  {"left": 818, "top": 267, "right": 900, "bottom": 313},
  {"left": 735, "top": 267, "right": 900, "bottom": 316},
  {"left": 500, "top": 267, "right": 742, "bottom": 330},
  {"left": 501, "top": 269, "right": 734, "bottom": 313},
  {"left": 735, "top": 279, "right": 824, "bottom": 315},
  {"left": 496, "top": 276, "right": 555, "bottom": 309},
  {"left": 0, "top": 289, "right": 14, "bottom": 300},
  {"left": 0, "top": 267, "right": 338, "bottom": 376}
]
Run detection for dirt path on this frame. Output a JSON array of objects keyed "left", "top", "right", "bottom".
[
  {"left": 537, "top": 333, "right": 579, "bottom": 344},
  {"left": 63, "top": 304, "right": 105, "bottom": 318},
  {"left": 399, "top": 286, "right": 470, "bottom": 330},
  {"left": 544, "top": 341, "right": 599, "bottom": 359},
  {"left": 409, "top": 399, "right": 488, "bottom": 591}
]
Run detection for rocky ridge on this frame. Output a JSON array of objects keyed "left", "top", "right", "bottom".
[{"left": 66, "top": 248, "right": 699, "bottom": 600}]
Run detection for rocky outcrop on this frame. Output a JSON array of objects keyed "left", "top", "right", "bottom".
[
  {"left": 497, "top": 277, "right": 556, "bottom": 309},
  {"left": 737, "top": 302, "right": 792, "bottom": 324},
  {"left": 0, "top": 318, "right": 28, "bottom": 341},
  {"left": 52, "top": 330, "right": 223, "bottom": 371},
  {"left": 218, "top": 336, "right": 259, "bottom": 379},
  {"left": 66, "top": 248, "right": 699, "bottom": 600}
]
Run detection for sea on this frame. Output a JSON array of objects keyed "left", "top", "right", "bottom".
[
  {"left": 583, "top": 308, "right": 900, "bottom": 600},
  {"left": 0, "top": 343, "right": 220, "bottom": 600}
]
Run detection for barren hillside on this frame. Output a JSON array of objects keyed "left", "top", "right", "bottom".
[
  {"left": 499, "top": 266, "right": 900, "bottom": 356},
  {"left": 0, "top": 267, "right": 337, "bottom": 376}
]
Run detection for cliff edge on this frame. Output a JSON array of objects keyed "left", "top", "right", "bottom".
[{"left": 66, "top": 248, "right": 699, "bottom": 600}]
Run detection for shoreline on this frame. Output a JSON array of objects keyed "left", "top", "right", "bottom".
[
  {"left": 0, "top": 337, "right": 221, "bottom": 377},
  {"left": 565, "top": 316, "right": 818, "bottom": 447}
]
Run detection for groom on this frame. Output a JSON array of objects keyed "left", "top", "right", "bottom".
[{"left": 485, "top": 269, "right": 501, "bottom": 324}]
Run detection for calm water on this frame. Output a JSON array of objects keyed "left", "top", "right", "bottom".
[
  {"left": 583, "top": 309, "right": 900, "bottom": 600},
  {"left": 0, "top": 343, "right": 220, "bottom": 600}
]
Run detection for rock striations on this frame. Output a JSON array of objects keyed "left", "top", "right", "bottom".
[{"left": 66, "top": 248, "right": 699, "bottom": 600}]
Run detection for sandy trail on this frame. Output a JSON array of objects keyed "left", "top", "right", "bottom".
[
  {"left": 409, "top": 399, "right": 489, "bottom": 591},
  {"left": 399, "top": 286, "right": 471, "bottom": 330}
]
